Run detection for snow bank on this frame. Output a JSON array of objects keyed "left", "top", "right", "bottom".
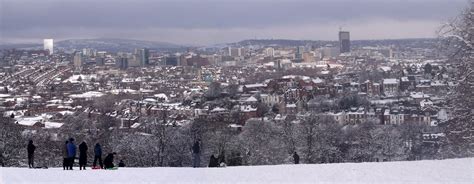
[{"left": 0, "top": 158, "right": 472, "bottom": 184}]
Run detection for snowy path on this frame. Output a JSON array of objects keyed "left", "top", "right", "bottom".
[{"left": 1, "top": 158, "right": 472, "bottom": 184}]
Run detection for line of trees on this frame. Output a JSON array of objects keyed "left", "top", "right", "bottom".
[{"left": 0, "top": 112, "right": 438, "bottom": 167}]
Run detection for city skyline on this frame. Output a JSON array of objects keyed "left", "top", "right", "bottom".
[
  {"left": 1, "top": 0, "right": 468, "bottom": 45},
  {"left": 0, "top": 1, "right": 472, "bottom": 182}
]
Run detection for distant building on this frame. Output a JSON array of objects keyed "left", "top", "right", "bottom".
[
  {"left": 96, "top": 57, "right": 105, "bottom": 66},
  {"left": 296, "top": 46, "right": 304, "bottom": 59},
  {"left": 264, "top": 47, "right": 274, "bottom": 57},
  {"left": 229, "top": 47, "right": 243, "bottom": 57},
  {"left": 339, "top": 31, "right": 350, "bottom": 53},
  {"left": 138, "top": 48, "right": 149, "bottom": 66},
  {"left": 383, "top": 78, "right": 399, "bottom": 96},
  {"left": 187, "top": 55, "right": 210, "bottom": 67},
  {"left": 165, "top": 56, "right": 179, "bottom": 66},
  {"left": 322, "top": 45, "right": 340, "bottom": 58},
  {"left": 82, "top": 48, "right": 92, "bottom": 57},
  {"left": 43, "top": 39, "right": 54, "bottom": 55},
  {"left": 116, "top": 57, "right": 128, "bottom": 70},
  {"left": 127, "top": 54, "right": 141, "bottom": 67},
  {"left": 73, "top": 52, "right": 84, "bottom": 69}
]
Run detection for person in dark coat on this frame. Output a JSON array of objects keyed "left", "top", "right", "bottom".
[
  {"left": 192, "top": 140, "right": 200, "bottom": 168},
  {"left": 63, "top": 141, "right": 69, "bottom": 170},
  {"left": 208, "top": 155, "right": 219, "bottom": 167},
  {"left": 103, "top": 152, "right": 116, "bottom": 169},
  {"left": 293, "top": 151, "right": 300, "bottom": 164},
  {"left": 118, "top": 160, "right": 125, "bottom": 167},
  {"left": 27, "top": 140, "right": 36, "bottom": 168},
  {"left": 67, "top": 138, "right": 77, "bottom": 170},
  {"left": 78, "top": 141, "right": 88, "bottom": 170},
  {"left": 93, "top": 143, "right": 103, "bottom": 169}
]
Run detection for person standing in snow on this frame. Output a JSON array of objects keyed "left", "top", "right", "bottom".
[
  {"left": 63, "top": 141, "right": 69, "bottom": 170},
  {"left": 293, "top": 151, "right": 300, "bottom": 164},
  {"left": 67, "top": 138, "right": 77, "bottom": 170},
  {"left": 103, "top": 152, "right": 116, "bottom": 169},
  {"left": 192, "top": 140, "right": 201, "bottom": 168},
  {"left": 93, "top": 143, "right": 103, "bottom": 169},
  {"left": 27, "top": 140, "right": 36, "bottom": 168},
  {"left": 79, "top": 141, "right": 88, "bottom": 170}
]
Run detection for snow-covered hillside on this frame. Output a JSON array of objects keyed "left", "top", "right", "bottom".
[{"left": 1, "top": 158, "right": 472, "bottom": 184}]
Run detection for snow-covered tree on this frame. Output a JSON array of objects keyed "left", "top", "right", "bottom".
[
  {"left": 344, "top": 121, "right": 378, "bottom": 162},
  {"left": 371, "top": 126, "right": 407, "bottom": 161},
  {"left": 296, "top": 114, "right": 342, "bottom": 163},
  {"left": 438, "top": 2, "right": 474, "bottom": 158},
  {"left": 0, "top": 117, "right": 26, "bottom": 166},
  {"left": 239, "top": 119, "right": 286, "bottom": 165}
]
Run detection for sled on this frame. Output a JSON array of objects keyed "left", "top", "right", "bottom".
[
  {"left": 105, "top": 167, "right": 118, "bottom": 170},
  {"left": 91, "top": 166, "right": 102, "bottom": 170}
]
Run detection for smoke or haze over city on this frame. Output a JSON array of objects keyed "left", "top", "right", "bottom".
[{"left": 0, "top": 0, "right": 467, "bottom": 44}]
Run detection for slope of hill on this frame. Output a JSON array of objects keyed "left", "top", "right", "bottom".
[{"left": 0, "top": 158, "right": 472, "bottom": 184}]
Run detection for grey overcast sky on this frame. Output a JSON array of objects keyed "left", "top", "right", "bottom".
[{"left": 0, "top": 0, "right": 468, "bottom": 45}]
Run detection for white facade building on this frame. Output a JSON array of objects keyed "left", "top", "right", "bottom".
[{"left": 43, "top": 39, "right": 54, "bottom": 55}]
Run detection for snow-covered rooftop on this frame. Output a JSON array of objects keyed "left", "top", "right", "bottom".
[{"left": 383, "top": 78, "right": 398, "bottom": 84}]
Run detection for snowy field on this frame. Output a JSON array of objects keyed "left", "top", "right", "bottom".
[{"left": 0, "top": 158, "right": 472, "bottom": 184}]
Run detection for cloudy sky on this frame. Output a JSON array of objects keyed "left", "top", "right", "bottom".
[{"left": 0, "top": 0, "right": 468, "bottom": 45}]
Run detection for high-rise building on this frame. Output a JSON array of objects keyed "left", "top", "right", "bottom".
[
  {"left": 116, "top": 57, "right": 129, "bottom": 70},
  {"left": 73, "top": 52, "right": 84, "bottom": 69},
  {"left": 338, "top": 31, "right": 350, "bottom": 53},
  {"left": 138, "top": 48, "right": 149, "bottom": 66},
  {"left": 296, "top": 46, "right": 305, "bottom": 59},
  {"left": 43, "top": 39, "right": 54, "bottom": 55}
]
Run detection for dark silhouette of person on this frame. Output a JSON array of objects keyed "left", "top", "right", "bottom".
[
  {"left": 63, "top": 141, "right": 69, "bottom": 170},
  {"left": 93, "top": 143, "right": 103, "bottom": 169},
  {"left": 192, "top": 140, "right": 201, "bottom": 168},
  {"left": 67, "top": 138, "right": 77, "bottom": 170},
  {"left": 208, "top": 155, "right": 219, "bottom": 167},
  {"left": 27, "top": 140, "right": 36, "bottom": 168},
  {"left": 79, "top": 141, "right": 88, "bottom": 170},
  {"left": 104, "top": 153, "right": 116, "bottom": 169},
  {"left": 118, "top": 160, "right": 125, "bottom": 167},
  {"left": 293, "top": 151, "right": 300, "bottom": 164}
]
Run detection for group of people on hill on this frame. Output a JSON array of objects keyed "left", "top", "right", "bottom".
[
  {"left": 26, "top": 139, "right": 299, "bottom": 169},
  {"left": 27, "top": 139, "right": 124, "bottom": 170},
  {"left": 62, "top": 138, "right": 92, "bottom": 170}
]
